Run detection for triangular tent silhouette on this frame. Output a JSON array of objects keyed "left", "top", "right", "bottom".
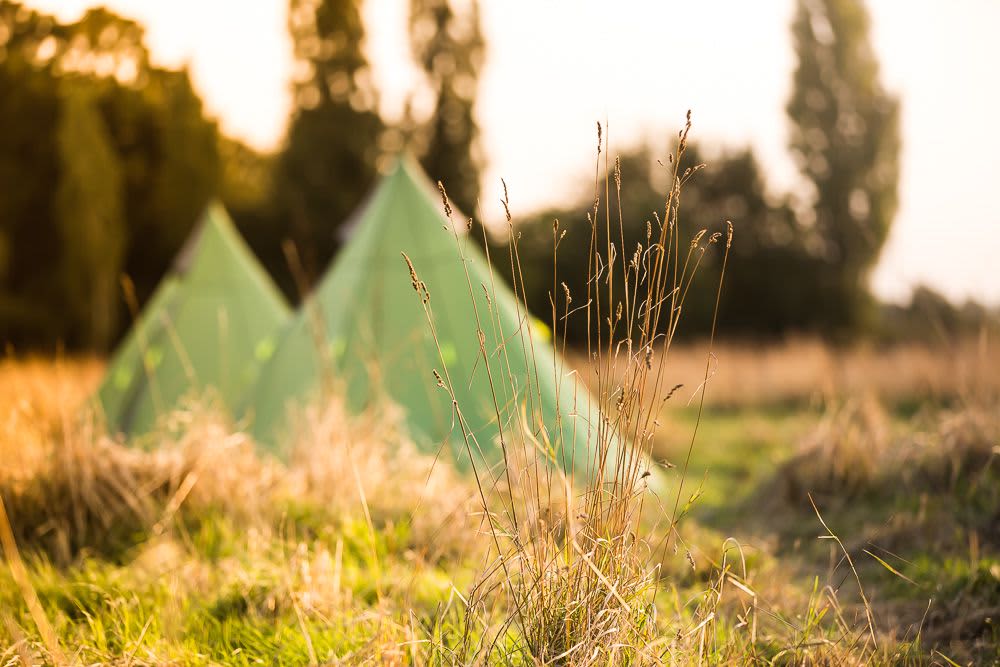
[
  {"left": 97, "top": 202, "right": 291, "bottom": 437},
  {"left": 248, "top": 158, "right": 636, "bottom": 484}
]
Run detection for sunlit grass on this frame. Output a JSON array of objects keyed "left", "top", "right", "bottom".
[{"left": 2, "top": 352, "right": 996, "bottom": 663}]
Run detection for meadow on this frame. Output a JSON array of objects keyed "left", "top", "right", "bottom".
[
  {"left": 1, "top": 336, "right": 996, "bottom": 665},
  {"left": 2, "top": 0, "right": 995, "bottom": 663},
  {"left": 2, "top": 126, "right": 998, "bottom": 666}
]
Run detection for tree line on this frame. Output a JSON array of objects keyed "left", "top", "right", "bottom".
[
  {"left": 510, "top": 0, "right": 903, "bottom": 342},
  {"left": 0, "top": 0, "right": 484, "bottom": 351},
  {"left": 0, "top": 0, "right": 993, "bottom": 352}
]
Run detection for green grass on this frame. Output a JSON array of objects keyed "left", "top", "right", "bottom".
[
  {"left": 1, "top": 511, "right": 460, "bottom": 664},
  {"left": 653, "top": 401, "right": 1000, "bottom": 665},
  {"left": 3, "top": 398, "right": 996, "bottom": 664},
  {"left": 657, "top": 405, "right": 815, "bottom": 517}
]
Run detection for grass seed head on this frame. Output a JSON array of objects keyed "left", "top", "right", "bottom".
[
  {"left": 401, "top": 252, "right": 430, "bottom": 303},
  {"left": 436, "top": 181, "right": 452, "bottom": 219}
]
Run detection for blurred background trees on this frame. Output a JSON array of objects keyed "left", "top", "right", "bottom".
[
  {"left": 55, "top": 83, "right": 125, "bottom": 351},
  {"left": 510, "top": 143, "right": 812, "bottom": 342},
  {"left": 510, "top": 0, "right": 913, "bottom": 343},
  {"left": 274, "top": 0, "right": 384, "bottom": 284},
  {"left": 0, "top": 2, "right": 219, "bottom": 351},
  {"left": 408, "top": 0, "right": 485, "bottom": 220},
  {"left": 787, "top": 0, "right": 901, "bottom": 336},
  {"left": 0, "top": 0, "right": 994, "bottom": 353}
]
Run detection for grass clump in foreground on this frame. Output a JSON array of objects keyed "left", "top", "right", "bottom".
[
  {"left": 0, "top": 394, "right": 954, "bottom": 664},
  {"left": 399, "top": 115, "right": 731, "bottom": 662}
]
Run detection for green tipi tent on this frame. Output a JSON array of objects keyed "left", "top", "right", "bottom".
[
  {"left": 247, "top": 159, "right": 631, "bottom": 484},
  {"left": 97, "top": 202, "right": 291, "bottom": 437}
]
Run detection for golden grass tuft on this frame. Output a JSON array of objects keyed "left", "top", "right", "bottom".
[
  {"left": 0, "top": 356, "right": 102, "bottom": 483},
  {"left": 0, "top": 374, "right": 480, "bottom": 569},
  {"left": 783, "top": 398, "right": 1000, "bottom": 502},
  {"left": 282, "top": 399, "right": 481, "bottom": 561},
  {"left": 408, "top": 114, "right": 747, "bottom": 663}
]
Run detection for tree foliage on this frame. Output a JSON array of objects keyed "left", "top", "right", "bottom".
[
  {"left": 880, "top": 286, "right": 1000, "bottom": 344},
  {"left": 0, "top": 2, "right": 220, "bottom": 350},
  {"left": 0, "top": 0, "right": 929, "bottom": 350},
  {"left": 787, "top": 0, "right": 900, "bottom": 334},
  {"left": 276, "top": 0, "right": 385, "bottom": 280},
  {"left": 510, "top": 143, "right": 809, "bottom": 342},
  {"left": 408, "top": 0, "right": 485, "bottom": 218},
  {"left": 55, "top": 83, "right": 125, "bottom": 351}
]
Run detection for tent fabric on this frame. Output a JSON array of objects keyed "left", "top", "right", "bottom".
[
  {"left": 248, "top": 158, "right": 639, "bottom": 485},
  {"left": 97, "top": 202, "right": 291, "bottom": 437}
]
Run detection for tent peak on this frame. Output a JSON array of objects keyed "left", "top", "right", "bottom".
[
  {"left": 172, "top": 200, "right": 237, "bottom": 275},
  {"left": 96, "top": 198, "right": 290, "bottom": 438},
  {"left": 380, "top": 154, "right": 471, "bottom": 222}
]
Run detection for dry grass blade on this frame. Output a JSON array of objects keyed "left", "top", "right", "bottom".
[
  {"left": 808, "top": 493, "right": 877, "bottom": 651},
  {"left": 0, "top": 495, "right": 67, "bottom": 665}
]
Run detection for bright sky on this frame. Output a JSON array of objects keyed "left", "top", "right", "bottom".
[{"left": 33, "top": 0, "right": 1000, "bottom": 305}]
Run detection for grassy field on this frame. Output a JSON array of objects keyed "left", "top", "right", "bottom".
[{"left": 1, "top": 339, "right": 997, "bottom": 665}]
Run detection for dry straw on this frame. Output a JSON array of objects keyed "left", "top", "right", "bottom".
[{"left": 405, "top": 113, "right": 737, "bottom": 663}]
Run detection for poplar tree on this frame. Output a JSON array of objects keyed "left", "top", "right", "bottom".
[
  {"left": 278, "top": 0, "right": 385, "bottom": 276},
  {"left": 409, "top": 0, "right": 485, "bottom": 218},
  {"left": 787, "top": 0, "right": 900, "bottom": 332}
]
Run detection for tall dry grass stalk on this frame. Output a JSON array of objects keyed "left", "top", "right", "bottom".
[{"left": 407, "top": 114, "right": 734, "bottom": 662}]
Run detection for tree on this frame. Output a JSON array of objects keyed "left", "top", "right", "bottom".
[
  {"left": 277, "top": 0, "right": 385, "bottom": 279},
  {"left": 55, "top": 83, "right": 126, "bottom": 351},
  {"left": 0, "top": 2, "right": 66, "bottom": 342},
  {"left": 101, "top": 67, "right": 221, "bottom": 306},
  {"left": 510, "top": 142, "right": 806, "bottom": 342},
  {"left": 787, "top": 0, "right": 900, "bottom": 334},
  {"left": 0, "top": 2, "right": 221, "bottom": 350},
  {"left": 879, "top": 286, "right": 1000, "bottom": 344},
  {"left": 218, "top": 135, "right": 300, "bottom": 297},
  {"left": 409, "top": 0, "right": 485, "bottom": 219}
]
